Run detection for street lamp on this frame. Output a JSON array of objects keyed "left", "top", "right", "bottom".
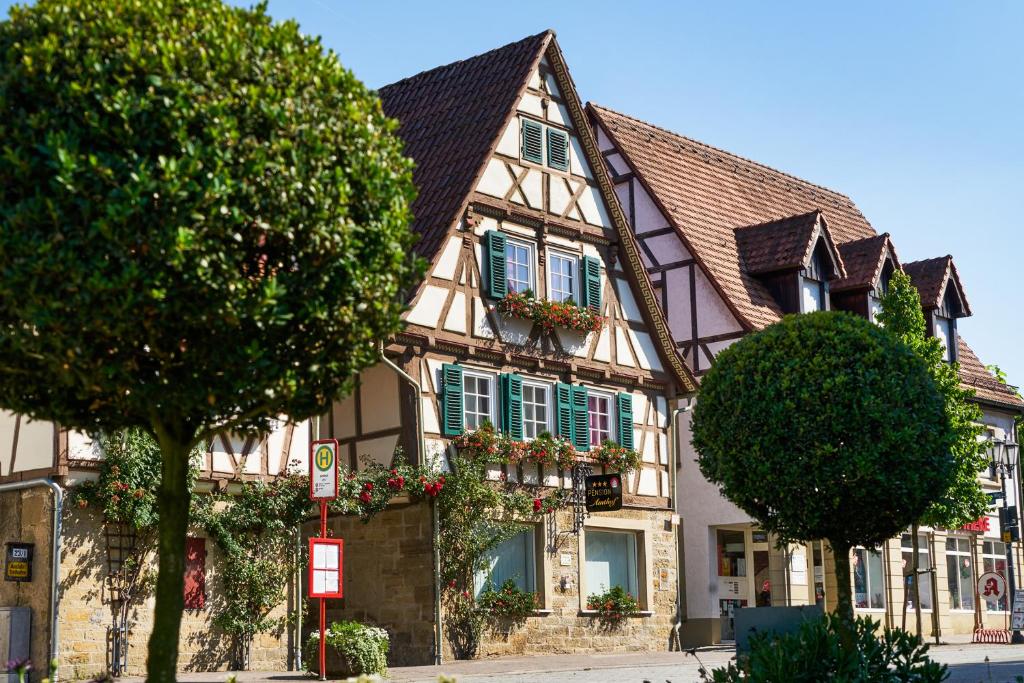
[{"left": 991, "top": 437, "right": 1022, "bottom": 644}]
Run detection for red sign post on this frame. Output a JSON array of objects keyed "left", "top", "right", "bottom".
[{"left": 309, "top": 439, "right": 339, "bottom": 680}]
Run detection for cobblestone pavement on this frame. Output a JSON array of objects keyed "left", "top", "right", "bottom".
[{"left": 119, "top": 642, "right": 1024, "bottom": 682}]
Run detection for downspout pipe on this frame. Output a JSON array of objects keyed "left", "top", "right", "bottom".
[
  {"left": 0, "top": 478, "right": 64, "bottom": 682},
  {"left": 669, "top": 398, "right": 694, "bottom": 647},
  {"left": 378, "top": 343, "right": 441, "bottom": 665}
]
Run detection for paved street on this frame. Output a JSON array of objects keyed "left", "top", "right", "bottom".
[{"left": 121, "top": 642, "right": 1024, "bottom": 682}]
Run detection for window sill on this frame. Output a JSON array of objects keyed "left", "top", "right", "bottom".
[{"left": 578, "top": 609, "right": 654, "bottom": 617}]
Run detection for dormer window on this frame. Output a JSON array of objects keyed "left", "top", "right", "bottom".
[
  {"left": 869, "top": 258, "right": 896, "bottom": 323},
  {"left": 934, "top": 287, "right": 958, "bottom": 363},
  {"left": 800, "top": 242, "right": 830, "bottom": 313}
]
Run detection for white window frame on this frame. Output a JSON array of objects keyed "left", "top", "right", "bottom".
[
  {"left": 852, "top": 546, "right": 886, "bottom": 611},
  {"left": 587, "top": 390, "right": 616, "bottom": 447},
  {"left": 900, "top": 533, "right": 933, "bottom": 612},
  {"left": 521, "top": 380, "right": 553, "bottom": 441},
  {"left": 547, "top": 249, "right": 579, "bottom": 304},
  {"left": 800, "top": 274, "right": 827, "bottom": 313},
  {"left": 981, "top": 540, "right": 1009, "bottom": 613},
  {"left": 934, "top": 315, "right": 954, "bottom": 363},
  {"left": 505, "top": 237, "right": 536, "bottom": 295},
  {"left": 945, "top": 536, "right": 975, "bottom": 612},
  {"left": 462, "top": 369, "right": 497, "bottom": 431},
  {"left": 580, "top": 517, "right": 653, "bottom": 614}
]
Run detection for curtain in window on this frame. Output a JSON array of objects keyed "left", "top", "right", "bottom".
[
  {"left": 585, "top": 530, "right": 638, "bottom": 597},
  {"left": 475, "top": 528, "right": 535, "bottom": 598}
]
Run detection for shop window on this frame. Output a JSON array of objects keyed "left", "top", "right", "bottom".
[
  {"left": 945, "top": 537, "right": 975, "bottom": 610},
  {"left": 852, "top": 547, "right": 885, "bottom": 609},
  {"left": 585, "top": 529, "right": 638, "bottom": 598},
  {"left": 900, "top": 533, "right": 933, "bottom": 610},
  {"left": 463, "top": 371, "right": 495, "bottom": 431},
  {"left": 184, "top": 537, "right": 206, "bottom": 609},
  {"left": 522, "top": 382, "right": 550, "bottom": 440},
  {"left": 588, "top": 392, "right": 614, "bottom": 446},
  {"left": 717, "top": 529, "right": 746, "bottom": 578},
  {"left": 548, "top": 251, "right": 578, "bottom": 303},
  {"left": 475, "top": 527, "right": 537, "bottom": 598},
  {"left": 982, "top": 540, "right": 1009, "bottom": 611}
]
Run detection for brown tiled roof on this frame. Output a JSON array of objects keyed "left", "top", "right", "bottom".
[
  {"left": 734, "top": 210, "right": 845, "bottom": 278},
  {"left": 903, "top": 256, "right": 972, "bottom": 315},
  {"left": 590, "top": 104, "right": 876, "bottom": 330},
  {"left": 958, "top": 339, "right": 1024, "bottom": 409},
  {"left": 833, "top": 233, "right": 900, "bottom": 293},
  {"left": 379, "top": 31, "right": 552, "bottom": 259}
]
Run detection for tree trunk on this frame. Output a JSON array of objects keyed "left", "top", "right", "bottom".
[
  {"left": 831, "top": 540, "right": 855, "bottom": 652},
  {"left": 145, "top": 429, "right": 194, "bottom": 683},
  {"left": 911, "top": 524, "right": 923, "bottom": 638}
]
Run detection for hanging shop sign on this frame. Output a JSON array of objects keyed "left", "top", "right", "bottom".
[
  {"left": 977, "top": 571, "right": 1006, "bottom": 604},
  {"left": 4, "top": 543, "right": 33, "bottom": 582},
  {"left": 309, "top": 438, "right": 339, "bottom": 501},
  {"left": 585, "top": 473, "right": 623, "bottom": 513},
  {"left": 308, "top": 537, "right": 344, "bottom": 599}
]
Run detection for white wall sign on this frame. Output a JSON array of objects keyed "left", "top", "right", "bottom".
[{"left": 309, "top": 439, "right": 339, "bottom": 501}]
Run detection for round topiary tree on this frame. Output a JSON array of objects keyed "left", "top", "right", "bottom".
[
  {"left": 0, "top": 1, "right": 421, "bottom": 680},
  {"left": 691, "top": 311, "right": 956, "bottom": 627}
]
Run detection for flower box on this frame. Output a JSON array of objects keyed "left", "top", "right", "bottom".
[{"left": 495, "top": 290, "right": 603, "bottom": 334}]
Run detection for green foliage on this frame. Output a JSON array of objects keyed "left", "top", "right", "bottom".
[
  {"left": 693, "top": 311, "right": 954, "bottom": 549},
  {"left": 878, "top": 271, "right": 988, "bottom": 528},
  {"left": 193, "top": 472, "right": 311, "bottom": 669},
  {"left": 703, "top": 614, "right": 948, "bottom": 682},
  {"left": 329, "top": 452, "right": 443, "bottom": 520},
  {"left": 305, "top": 621, "right": 389, "bottom": 678},
  {"left": 591, "top": 440, "right": 642, "bottom": 474},
  {"left": 0, "top": 0, "right": 423, "bottom": 439},
  {"left": 72, "top": 429, "right": 198, "bottom": 528},
  {"left": 476, "top": 579, "right": 540, "bottom": 620},
  {"left": 585, "top": 585, "right": 639, "bottom": 627}
]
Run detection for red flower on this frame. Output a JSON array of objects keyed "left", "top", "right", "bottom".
[
  {"left": 363, "top": 482, "right": 373, "bottom": 491},
  {"left": 77, "top": 499, "right": 88, "bottom": 509},
  {"left": 448, "top": 579, "right": 457, "bottom": 588},
  {"left": 359, "top": 491, "right": 372, "bottom": 504},
  {"left": 533, "top": 498, "right": 542, "bottom": 512}
]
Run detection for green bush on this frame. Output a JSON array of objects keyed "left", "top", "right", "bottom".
[
  {"left": 703, "top": 614, "right": 948, "bottom": 682},
  {"left": 305, "top": 621, "right": 389, "bottom": 678},
  {"left": 585, "top": 585, "right": 639, "bottom": 627},
  {"left": 476, "top": 579, "right": 539, "bottom": 619}
]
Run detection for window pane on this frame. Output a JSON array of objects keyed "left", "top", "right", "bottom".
[
  {"left": 464, "top": 375, "right": 492, "bottom": 430},
  {"left": 475, "top": 528, "right": 536, "bottom": 598},
  {"left": 506, "top": 242, "right": 533, "bottom": 293},
  {"left": 549, "top": 253, "right": 576, "bottom": 303},
  {"left": 585, "top": 530, "right": 638, "bottom": 597},
  {"left": 853, "top": 549, "right": 868, "bottom": 608},
  {"left": 523, "top": 384, "right": 548, "bottom": 440},
  {"left": 867, "top": 551, "right": 885, "bottom": 609},
  {"left": 588, "top": 395, "right": 612, "bottom": 446},
  {"left": 801, "top": 277, "right": 823, "bottom": 312},
  {"left": 946, "top": 554, "right": 962, "bottom": 609}
]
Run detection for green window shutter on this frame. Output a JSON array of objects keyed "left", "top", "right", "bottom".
[
  {"left": 581, "top": 255, "right": 602, "bottom": 313},
  {"left": 555, "top": 382, "right": 573, "bottom": 442},
  {"left": 546, "top": 128, "right": 569, "bottom": 171},
  {"left": 484, "top": 230, "right": 508, "bottom": 300},
  {"left": 440, "top": 363, "right": 464, "bottom": 437},
  {"left": 501, "top": 373, "right": 524, "bottom": 440},
  {"left": 571, "top": 385, "right": 590, "bottom": 452},
  {"left": 522, "top": 119, "right": 543, "bottom": 164},
  {"left": 616, "top": 393, "right": 634, "bottom": 450}
]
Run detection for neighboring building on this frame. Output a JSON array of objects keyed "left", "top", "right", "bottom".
[{"left": 590, "top": 104, "right": 1024, "bottom": 644}]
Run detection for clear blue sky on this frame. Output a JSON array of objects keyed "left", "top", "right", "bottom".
[{"left": 4, "top": 1, "right": 1022, "bottom": 389}]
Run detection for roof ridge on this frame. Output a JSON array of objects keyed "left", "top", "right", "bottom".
[
  {"left": 379, "top": 30, "right": 553, "bottom": 93},
  {"left": 734, "top": 209, "right": 821, "bottom": 232},
  {"left": 590, "top": 102, "right": 864, "bottom": 210}
]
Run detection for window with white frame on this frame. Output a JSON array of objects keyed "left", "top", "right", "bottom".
[
  {"left": 588, "top": 392, "right": 614, "bottom": 446},
  {"left": 934, "top": 315, "right": 954, "bottom": 363},
  {"left": 900, "top": 533, "right": 933, "bottom": 610},
  {"left": 475, "top": 526, "right": 537, "bottom": 598},
  {"left": 505, "top": 238, "right": 535, "bottom": 294},
  {"left": 463, "top": 372, "right": 494, "bottom": 430},
  {"left": 585, "top": 529, "right": 638, "bottom": 598},
  {"left": 522, "top": 382, "right": 551, "bottom": 440},
  {"left": 945, "top": 536, "right": 975, "bottom": 610},
  {"left": 982, "top": 540, "right": 1009, "bottom": 611},
  {"left": 852, "top": 547, "right": 885, "bottom": 609},
  {"left": 548, "top": 251, "right": 578, "bottom": 304}
]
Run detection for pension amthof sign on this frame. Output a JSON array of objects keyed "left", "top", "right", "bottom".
[
  {"left": 309, "top": 439, "right": 339, "bottom": 501},
  {"left": 585, "top": 473, "right": 623, "bottom": 512}
]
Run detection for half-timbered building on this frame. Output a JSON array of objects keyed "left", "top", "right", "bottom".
[{"left": 590, "top": 104, "right": 1024, "bottom": 644}]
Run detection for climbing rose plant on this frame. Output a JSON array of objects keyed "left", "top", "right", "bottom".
[{"left": 586, "top": 585, "right": 639, "bottom": 627}]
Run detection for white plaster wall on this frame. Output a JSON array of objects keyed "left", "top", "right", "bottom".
[
  {"left": 664, "top": 267, "right": 693, "bottom": 342},
  {"left": 643, "top": 233, "right": 691, "bottom": 262},
  {"left": 695, "top": 268, "right": 742, "bottom": 337},
  {"left": 632, "top": 182, "right": 671, "bottom": 233},
  {"left": 359, "top": 364, "right": 401, "bottom": 434},
  {"left": 0, "top": 412, "right": 53, "bottom": 475},
  {"left": 433, "top": 236, "right": 462, "bottom": 281},
  {"left": 406, "top": 285, "right": 449, "bottom": 328},
  {"left": 443, "top": 291, "right": 467, "bottom": 334}
]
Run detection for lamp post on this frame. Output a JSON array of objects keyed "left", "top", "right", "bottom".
[{"left": 993, "top": 437, "right": 1023, "bottom": 644}]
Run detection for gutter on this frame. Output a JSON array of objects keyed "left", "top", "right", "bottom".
[
  {"left": 669, "top": 398, "right": 695, "bottom": 647},
  {"left": 378, "top": 343, "right": 442, "bottom": 665},
  {"left": 0, "top": 478, "right": 64, "bottom": 682}
]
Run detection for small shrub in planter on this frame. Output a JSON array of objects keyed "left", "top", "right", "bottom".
[
  {"left": 586, "top": 585, "right": 639, "bottom": 627},
  {"left": 702, "top": 614, "right": 948, "bottom": 682},
  {"left": 305, "top": 621, "right": 389, "bottom": 678},
  {"left": 476, "top": 579, "right": 539, "bottom": 620},
  {"left": 591, "top": 440, "right": 642, "bottom": 474}
]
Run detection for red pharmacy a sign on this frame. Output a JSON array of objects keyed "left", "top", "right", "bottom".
[{"left": 308, "top": 537, "right": 343, "bottom": 599}]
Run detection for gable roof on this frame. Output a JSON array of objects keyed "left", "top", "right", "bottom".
[
  {"left": 832, "top": 233, "right": 900, "bottom": 293},
  {"left": 903, "top": 255, "right": 972, "bottom": 316},
  {"left": 734, "top": 210, "right": 845, "bottom": 278},
  {"left": 957, "top": 339, "right": 1024, "bottom": 409},
  {"left": 589, "top": 104, "right": 876, "bottom": 330},
  {"left": 378, "top": 31, "right": 552, "bottom": 259}
]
